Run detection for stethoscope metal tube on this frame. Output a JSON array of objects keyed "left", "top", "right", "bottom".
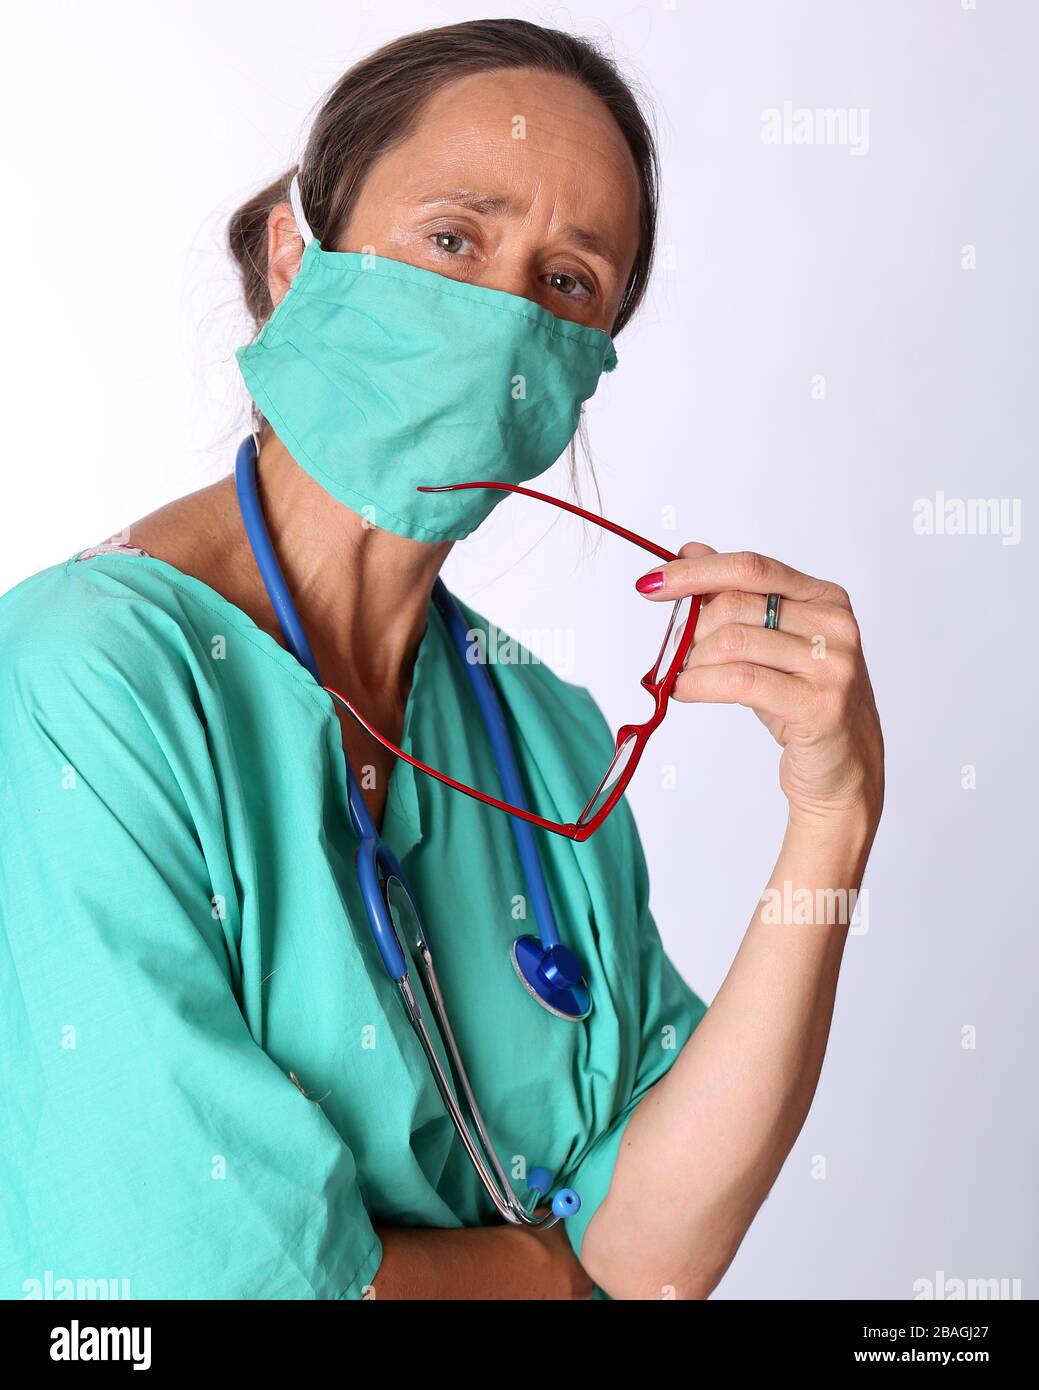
[
  {"left": 400, "top": 953, "right": 577, "bottom": 1226},
  {"left": 344, "top": 718, "right": 572, "bottom": 1228},
  {"left": 235, "top": 433, "right": 581, "bottom": 1229}
]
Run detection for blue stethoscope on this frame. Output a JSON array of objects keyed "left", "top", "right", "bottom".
[{"left": 235, "top": 433, "right": 586, "bottom": 1227}]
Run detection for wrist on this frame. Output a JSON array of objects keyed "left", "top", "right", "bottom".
[{"left": 528, "top": 1213, "right": 595, "bottom": 1300}]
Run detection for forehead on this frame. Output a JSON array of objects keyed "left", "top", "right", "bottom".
[{"left": 366, "top": 68, "right": 641, "bottom": 248}]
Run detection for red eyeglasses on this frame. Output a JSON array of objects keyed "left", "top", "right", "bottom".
[{"left": 325, "top": 481, "right": 700, "bottom": 842}]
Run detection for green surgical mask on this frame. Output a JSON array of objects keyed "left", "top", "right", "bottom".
[{"left": 235, "top": 178, "right": 618, "bottom": 543}]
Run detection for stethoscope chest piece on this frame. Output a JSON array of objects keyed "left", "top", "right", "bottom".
[{"left": 510, "top": 936, "right": 592, "bottom": 1022}]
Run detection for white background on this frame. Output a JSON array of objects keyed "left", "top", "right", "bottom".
[{"left": 2, "top": 0, "right": 1035, "bottom": 1298}]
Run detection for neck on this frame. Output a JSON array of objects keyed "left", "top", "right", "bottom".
[{"left": 249, "top": 428, "right": 451, "bottom": 700}]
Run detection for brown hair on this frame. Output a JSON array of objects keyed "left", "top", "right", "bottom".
[{"left": 228, "top": 17, "right": 659, "bottom": 338}]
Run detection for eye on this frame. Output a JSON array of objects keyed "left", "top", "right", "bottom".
[
  {"left": 544, "top": 270, "right": 594, "bottom": 299},
  {"left": 429, "top": 230, "right": 474, "bottom": 256}
]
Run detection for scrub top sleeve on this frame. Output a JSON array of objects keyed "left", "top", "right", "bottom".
[
  {"left": 0, "top": 637, "right": 380, "bottom": 1300},
  {"left": 564, "top": 799, "right": 710, "bottom": 1271}
]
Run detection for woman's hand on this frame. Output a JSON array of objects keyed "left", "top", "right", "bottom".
[
  {"left": 373, "top": 1216, "right": 594, "bottom": 1299},
  {"left": 636, "top": 545, "right": 884, "bottom": 838},
  {"left": 530, "top": 1211, "right": 596, "bottom": 1299},
  {"left": 586, "top": 545, "right": 885, "bottom": 1298}
]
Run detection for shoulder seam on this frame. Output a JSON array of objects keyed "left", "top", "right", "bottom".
[{"left": 63, "top": 555, "right": 329, "bottom": 707}]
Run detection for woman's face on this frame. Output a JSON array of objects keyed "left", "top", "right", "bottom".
[{"left": 276, "top": 68, "right": 642, "bottom": 335}]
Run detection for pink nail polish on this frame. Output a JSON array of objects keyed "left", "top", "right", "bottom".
[{"left": 635, "top": 569, "right": 665, "bottom": 595}]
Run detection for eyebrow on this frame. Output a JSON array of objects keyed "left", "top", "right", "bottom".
[
  {"left": 412, "top": 187, "right": 620, "bottom": 267},
  {"left": 417, "top": 187, "right": 513, "bottom": 217}
]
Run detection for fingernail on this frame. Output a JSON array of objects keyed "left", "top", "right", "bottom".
[{"left": 635, "top": 568, "right": 665, "bottom": 595}]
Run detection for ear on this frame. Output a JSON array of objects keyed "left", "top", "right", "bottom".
[{"left": 266, "top": 199, "right": 307, "bottom": 309}]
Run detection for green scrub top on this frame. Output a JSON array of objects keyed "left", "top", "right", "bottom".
[{"left": 0, "top": 547, "right": 707, "bottom": 1300}]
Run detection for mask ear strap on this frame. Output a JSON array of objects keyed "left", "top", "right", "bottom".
[{"left": 288, "top": 171, "right": 314, "bottom": 247}]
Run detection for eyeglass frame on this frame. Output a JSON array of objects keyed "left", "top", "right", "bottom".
[{"left": 323, "top": 480, "right": 701, "bottom": 843}]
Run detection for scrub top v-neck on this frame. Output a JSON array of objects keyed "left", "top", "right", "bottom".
[{"left": 0, "top": 548, "right": 707, "bottom": 1299}]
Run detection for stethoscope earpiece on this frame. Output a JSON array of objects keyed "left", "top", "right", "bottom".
[{"left": 525, "top": 1167, "right": 581, "bottom": 1221}]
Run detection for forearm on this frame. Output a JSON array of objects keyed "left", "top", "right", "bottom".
[
  {"left": 369, "top": 1218, "right": 591, "bottom": 1299},
  {"left": 581, "top": 809, "right": 876, "bottom": 1300}
]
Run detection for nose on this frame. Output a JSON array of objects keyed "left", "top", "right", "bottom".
[
  {"left": 477, "top": 249, "right": 547, "bottom": 312},
  {"left": 481, "top": 264, "right": 532, "bottom": 301}
]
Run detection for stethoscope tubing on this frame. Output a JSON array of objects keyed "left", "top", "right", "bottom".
[
  {"left": 235, "top": 435, "right": 322, "bottom": 684},
  {"left": 431, "top": 582, "right": 562, "bottom": 950},
  {"left": 233, "top": 433, "right": 579, "bottom": 1227}
]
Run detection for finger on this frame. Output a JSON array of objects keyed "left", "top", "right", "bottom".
[
  {"left": 644, "top": 542, "right": 717, "bottom": 607},
  {"left": 685, "top": 623, "right": 817, "bottom": 676},
  {"left": 693, "top": 591, "right": 848, "bottom": 645},
  {"left": 670, "top": 544, "right": 744, "bottom": 614},
  {"left": 672, "top": 659, "right": 809, "bottom": 720},
  {"left": 636, "top": 550, "right": 843, "bottom": 606},
  {"left": 661, "top": 542, "right": 717, "bottom": 608}
]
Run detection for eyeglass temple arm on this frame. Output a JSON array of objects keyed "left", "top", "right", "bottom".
[
  {"left": 324, "top": 685, "right": 581, "bottom": 840},
  {"left": 417, "top": 482, "right": 679, "bottom": 563}
]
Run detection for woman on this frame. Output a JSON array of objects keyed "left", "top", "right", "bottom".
[{"left": 0, "top": 19, "right": 883, "bottom": 1300}]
